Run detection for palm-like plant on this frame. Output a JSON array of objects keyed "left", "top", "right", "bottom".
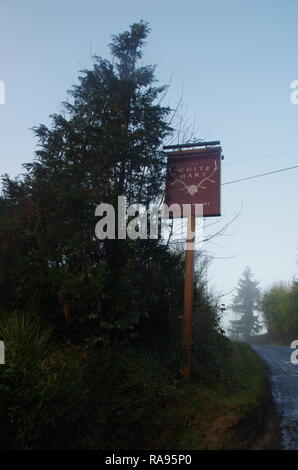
[{"left": 0, "top": 312, "right": 54, "bottom": 364}]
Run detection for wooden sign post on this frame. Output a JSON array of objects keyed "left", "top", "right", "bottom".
[
  {"left": 182, "top": 212, "right": 195, "bottom": 379},
  {"left": 164, "top": 144, "right": 222, "bottom": 380}
]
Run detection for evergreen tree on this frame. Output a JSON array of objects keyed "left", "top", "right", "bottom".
[
  {"left": 0, "top": 21, "right": 181, "bottom": 347},
  {"left": 229, "top": 267, "right": 262, "bottom": 340}
]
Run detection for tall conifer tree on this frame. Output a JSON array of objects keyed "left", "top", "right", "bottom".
[{"left": 229, "top": 267, "right": 262, "bottom": 340}]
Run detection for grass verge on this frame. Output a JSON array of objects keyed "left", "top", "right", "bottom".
[{"left": 175, "top": 341, "right": 269, "bottom": 449}]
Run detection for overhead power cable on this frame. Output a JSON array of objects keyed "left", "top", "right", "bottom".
[
  {"left": 222, "top": 165, "right": 298, "bottom": 186},
  {"left": 225, "top": 149, "right": 298, "bottom": 165}
]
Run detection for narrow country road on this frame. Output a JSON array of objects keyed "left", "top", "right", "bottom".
[{"left": 253, "top": 345, "right": 298, "bottom": 450}]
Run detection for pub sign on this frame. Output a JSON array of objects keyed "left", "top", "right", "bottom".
[{"left": 164, "top": 146, "right": 221, "bottom": 217}]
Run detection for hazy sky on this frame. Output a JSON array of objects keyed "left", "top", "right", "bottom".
[{"left": 1, "top": 0, "right": 298, "bottom": 316}]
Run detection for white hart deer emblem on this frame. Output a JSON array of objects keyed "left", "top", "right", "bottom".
[{"left": 169, "top": 161, "right": 218, "bottom": 196}]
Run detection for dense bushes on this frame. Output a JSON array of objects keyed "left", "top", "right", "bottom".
[
  {"left": 261, "top": 281, "right": 298, "bottom": 343},
  {"left": 0, "top": 313, "right": 184, "bottom": 449},
  {"left": 0, "top": 287, "right": 229, "bottom": 450},
  {"left": 0, "top": 314, "right": 91, "bottom": 449},
  {"left": 83, "top": 344, "right": 184, "bottom": 450},
  {"left": 191, "top": 286, "right": 230, "bottom": 386}
]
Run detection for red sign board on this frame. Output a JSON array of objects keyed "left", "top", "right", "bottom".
[{"left": 164, "top": 147, "right": 221, "bottom": 217}]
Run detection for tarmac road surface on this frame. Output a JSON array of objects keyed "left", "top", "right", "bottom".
[{"left": 253, "top": 345, "right": 298, "bottom": 450}]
